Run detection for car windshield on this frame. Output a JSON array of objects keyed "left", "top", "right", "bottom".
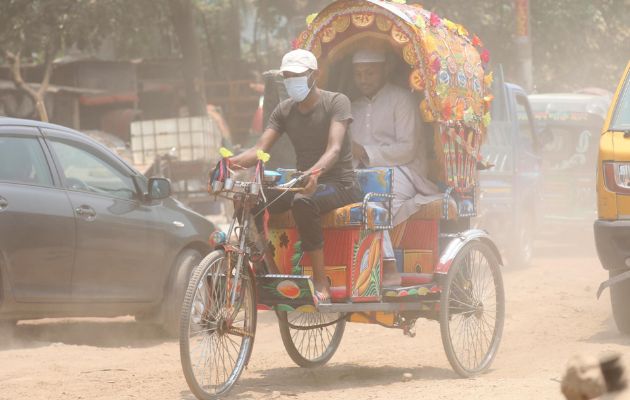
[
  {"left": 540, "top": 124, "right": 599, "bottom": 173},
  {"left": 611, "top": 71, "right": 630, "bottom": 131}
]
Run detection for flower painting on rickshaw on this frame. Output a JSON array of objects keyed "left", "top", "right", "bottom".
[{"left": 296, "top": 0, "right": 493, "bottom": 128}]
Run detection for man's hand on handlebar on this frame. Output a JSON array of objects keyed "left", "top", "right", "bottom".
[{"left": 300, "top": 174, "right": 318, "bottom": 195}]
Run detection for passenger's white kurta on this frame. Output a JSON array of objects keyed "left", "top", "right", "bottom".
[{"left": 351, "top": 83, "right": 441, "bottom": 226}]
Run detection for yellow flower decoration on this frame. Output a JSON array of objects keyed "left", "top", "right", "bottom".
[
  {"left": 306, "top": 13, "right": 318, "bottom": 26},
  {"left": 456, "top": 24, "right": 468, "bottom": 37},
  {"left": 256, "top": 149, "right": 270, "bottom": 163},
  {"left": 219, "top": 147, "right": 233, "bottom": 158},
  {"left": 391, "top": 0, "right": 406, "bottom": 4},
  {"left": 484, "top": 72, "right": 494, "bottom": 88},
  {"left": 482, "top": 112, "right": 492, "bottom": 127},
  {"left": 414, "top": 16, "right": 426, "bottom": 30},
  {"left": 443, "top": 18, "right": 457, "bottom": 32}
]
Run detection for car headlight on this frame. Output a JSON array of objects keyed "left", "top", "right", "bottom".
[{"left": 604, "top": 162, "right": 630, "bottom": 194}]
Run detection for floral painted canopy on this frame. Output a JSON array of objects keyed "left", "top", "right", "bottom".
[{"left": 294, "top": 0, "right": 494, "bottom": 193}]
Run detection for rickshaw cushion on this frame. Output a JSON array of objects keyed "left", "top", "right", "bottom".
[
  {"left": 267, "top": 167, "right": 393, "bottom": 229},
  {"left": 408, "top": 197, "right": 458, "bottom": 220},
  {"left": 268, "top": 202, "right": 389, "bottom": 229},
  {"left": 356, "top": 168, "right": 393, "bottom": 195},
  {"left": 273, "top": 168, "right": 393, "bottom": 196}
]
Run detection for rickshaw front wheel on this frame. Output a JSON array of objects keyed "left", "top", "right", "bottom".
[
  {"left": 276, "top": 310, "right": 346, "bottom": 368},
  {"left": 439, "top": 240, "right": 505, "bottom": 377},
  {"left": 180, "top": 250, "right": 257, "bottom": 399}
]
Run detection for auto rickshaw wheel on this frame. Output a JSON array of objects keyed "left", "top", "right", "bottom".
[
  {"left": 439, "top": 240, "right": 505, "bottom": 377},
  {"left": 609, "top": 269, "right": 630, "bottom": 334},
  {"left": 276, "top": 310, "right": 346, "bottom": 368},
  {"left": 180, "top": 250, "right": 257, "bottom": 399}
]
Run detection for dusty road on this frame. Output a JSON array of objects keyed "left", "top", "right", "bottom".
[{"left": 1, "top": 228, "right": 628, "bottom": 400}]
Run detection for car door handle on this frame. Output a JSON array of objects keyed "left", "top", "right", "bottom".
[
  {"left": 75, "top": 205, "right": 96, "bottom": 220},
  {"left": 0, "top": 196, "right": 7, "bottom": 211}
]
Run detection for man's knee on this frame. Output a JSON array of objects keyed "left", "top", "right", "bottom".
[{"left": 291, "top": 196, "right": 316, "bottom": 219}]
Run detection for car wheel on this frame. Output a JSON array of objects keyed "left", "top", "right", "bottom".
[
  {"left": 610, "top": 270, "right": 630, "bottom": 334},
  {"left": 161, "top": 249, "right": 203, "bottom": 337}
]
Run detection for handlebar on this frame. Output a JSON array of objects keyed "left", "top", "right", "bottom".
[
  {"left": 208, "top": 147, "right": 321, "bottom": 199},
  {"left": 209, "top": 169, "right": 319, "bottom": 198}
]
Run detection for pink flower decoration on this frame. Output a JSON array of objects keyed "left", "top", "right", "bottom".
[
  {"left": 429, "top": 12, "right": 441, "bottom": 27},
  {"left": 431, "top": 58, "right": 441, "bottom": 73},
  {"left": 480, "top": 49, "right": 490, "bottom": 64}
]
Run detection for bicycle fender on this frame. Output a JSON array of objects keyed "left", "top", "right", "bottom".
[{"left": 435, "top": 229, "right": 503, "bottom": 275}]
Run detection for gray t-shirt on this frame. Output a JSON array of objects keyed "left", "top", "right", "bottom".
[{"left": 267, "top": 90, "right": 355, "bottom": 184}]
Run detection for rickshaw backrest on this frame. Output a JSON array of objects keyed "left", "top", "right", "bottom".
[
  {"left": 274, "top": 167, "right": 393, "bottom": 196},
  {"left": 356, "top": 168, "right": 393, "bottom": 196}
]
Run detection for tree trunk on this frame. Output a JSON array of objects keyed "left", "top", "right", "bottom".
[
  {"left": 227, "top": 0, "right": 242, "bottom": 79},
  {"left": 4, "top": 49, "right": 54, "bottom": 122},
  {"left": 168, "top": 0, "right": 208, "bottom": 117}
]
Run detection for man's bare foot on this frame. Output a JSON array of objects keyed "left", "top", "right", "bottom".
[{"left": 313, "top": 280, "right": 331, "bottom": 302}]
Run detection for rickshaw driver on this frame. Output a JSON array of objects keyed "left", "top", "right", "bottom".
[
  {"left": 230, "top": 49, "right": 361, "bottom": 303},
  {"left": 350, "top": 48, "right": 440, "bottom": 285}
]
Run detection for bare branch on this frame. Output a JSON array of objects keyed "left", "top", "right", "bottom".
[{"left": 38, "top": 39, "right": 59, "bottom": 97}]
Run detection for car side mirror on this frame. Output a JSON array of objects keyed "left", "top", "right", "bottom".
[{"left": 147, "top": 177, "right": 171, "bottom": 200}]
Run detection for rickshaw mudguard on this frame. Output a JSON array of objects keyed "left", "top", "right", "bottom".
[{"left": 434, "top": 229, "right": 503, "bottom": 275}]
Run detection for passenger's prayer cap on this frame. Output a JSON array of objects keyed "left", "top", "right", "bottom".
[
  {"left": 280, "top": 49, "right": 318, "bottom": 73},
  {"left": 352, "top": 48, "right": 386, "bottom": 64}
]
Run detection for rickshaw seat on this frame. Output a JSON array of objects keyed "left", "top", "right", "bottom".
[
  {"left": 268, "top": 168, "right": 393, "bottom": 229},
  {"left": 408, "top": 197, "right": 459, "bottom": 220}
]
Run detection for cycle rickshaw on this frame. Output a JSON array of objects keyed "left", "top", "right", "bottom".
[{"left": 180, "top": 1, "right": 503, "bottom": 398}]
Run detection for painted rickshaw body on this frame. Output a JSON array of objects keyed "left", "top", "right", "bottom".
[{"left": 180, "top": 2, "right": 504, "bottom": 398}]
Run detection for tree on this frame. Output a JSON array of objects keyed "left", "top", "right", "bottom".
[
  {"left": 418, "top": 0, "right": 630, "bottom": 92},
  {"left": 0, "top": 0, "right": 132, "bottom": 121},
  {"left": 168, "top": 0, "right": 208, "bottom": 116}
]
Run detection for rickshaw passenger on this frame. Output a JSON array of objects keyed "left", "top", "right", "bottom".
[
  {"left": 230, "top": 49, "right": 361, "bottom": 302},
  {"left": 350, "top": 48, "right": 440, "bottom": 284}
]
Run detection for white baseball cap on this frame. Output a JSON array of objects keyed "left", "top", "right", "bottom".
[
  {"left": 352, "top": 48, "right": 386, "bottom": 64},
  {"left": 280, "top": 49, "right": 318, "bottom": 74}
]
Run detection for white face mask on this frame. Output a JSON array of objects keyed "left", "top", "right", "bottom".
[{"left": 284, "top": 73, "right": 313, "bottom": 102}]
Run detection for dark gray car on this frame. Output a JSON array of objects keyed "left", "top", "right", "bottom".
[{"left": 0, "top": 117, "right": 213, "bottom": 335}]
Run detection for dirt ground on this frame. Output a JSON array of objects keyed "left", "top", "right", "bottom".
[{"left": 1, "top": 227, "right": 628, "bottom": 400}]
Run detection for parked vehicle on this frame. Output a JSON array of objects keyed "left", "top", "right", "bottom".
[
  {"left": 530, "top": 93, "right": 609, "bottom": 231},
  {"left": 595, "top": 61, "right": 630, "bottom": 333},
  {"left": 0, "top": 117, "right": 214, "bottom": 335},
  {"left": 476, "top": 67, "right": 541, "bottom": 268},
  {"left": 179, "top": 2, "right": 504, "bottom": 398}
]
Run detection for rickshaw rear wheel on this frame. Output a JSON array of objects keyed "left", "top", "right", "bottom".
[
  {"left": 439, "top": 240, "right": 505, "bottom": 377},
  {"left": 180, "top": 250, "right": 257, "bottom": 399},
  {"left": 276, "top": 310, "right": 346, "bottom": 368}
]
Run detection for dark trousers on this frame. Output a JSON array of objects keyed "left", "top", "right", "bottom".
[{"left": 255, "top": 181, "right": 362, "bottom": 251}]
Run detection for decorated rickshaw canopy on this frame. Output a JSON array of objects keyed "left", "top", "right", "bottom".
[{"left": 294, "top": 0, "right": 493, "bottom": 129}]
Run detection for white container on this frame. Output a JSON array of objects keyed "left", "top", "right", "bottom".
[{"left": 130, "top": 116, "right": 222, "bottom": 166}]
